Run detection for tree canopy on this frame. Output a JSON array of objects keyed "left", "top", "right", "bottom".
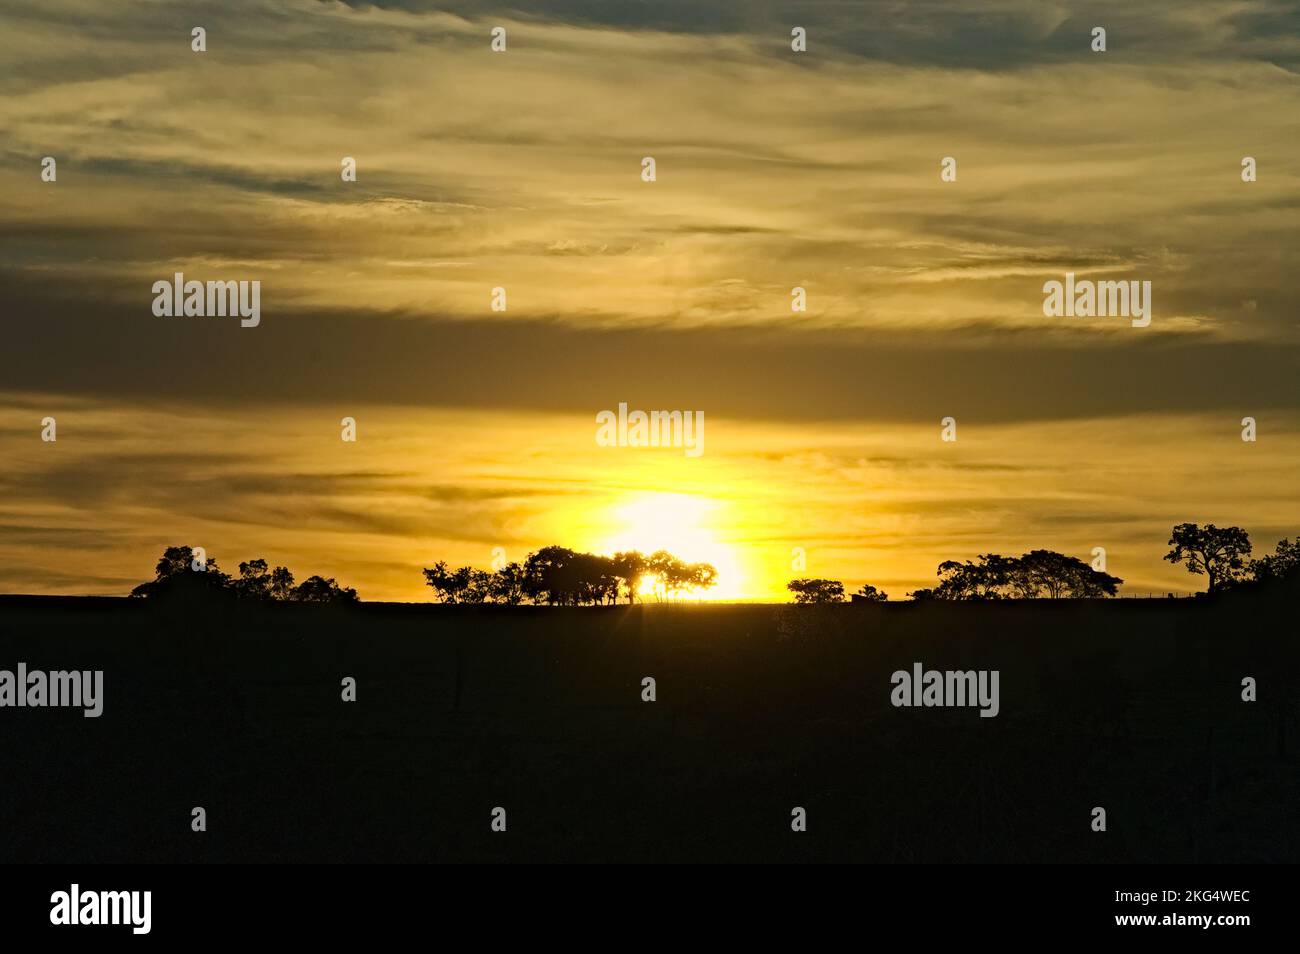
[
  {"left": 1164, "top": 523, "right": 1252, "bottom": 594},
  {"left": 786, "top": 578, "right": 846, "bottom": 604}
]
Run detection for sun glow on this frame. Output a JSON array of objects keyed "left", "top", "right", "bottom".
[{"left": 598, "top": 492, "right": 747, "bottom": 600}]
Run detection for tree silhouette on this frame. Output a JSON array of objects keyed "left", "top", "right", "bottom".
[
  {"left": 935, "top": 554, "right": 1014, "bottom": 599},
  {"left": 610, "top": 551, "right": 648, "bottom": 604},
  {"left": 1016, "top": 550, "right": 1122, "bottom": 598},
  {"left": 929, "top": 551, "right": 1121, "bottom": 599},
  {"left": 687, "top": 562, "right": 719, "bottom": 595},
  {"left": 422, "top": 561, "right": 472, "bottom": 604},
  {"left": 1164, "top": 523, "right": 1252, "bottom": 594},
  {"left": 645, "top": 550, "right": 687, "bottom": 601},
  {"left": 853, "top": 583, "right": 889, "bottom": 602},
  {"left": 155, "top": 545, "right": 197, "bottom": 579},
  {"left": 291, "top": 575, "right": 358, "bottom": 603},
  {"left": 463, "top": 569, "right": 495, "bottom": 604},
  {"left": 1251, "top": 537, "right": 1300, "bottom": 584},
  {"left": 234, "top": 558, "right": 297, "bottom": 601},
  {"left": 269, "top": 565, "right": 295, "bottom": 601},
  {"left": 1067, "top": 562, "right": 1123, "bottom": 598},
  {"left": 523, "top": 546, "right": 580, "bottom": 605},
  {"left": 787, "top": 578, "right": 845, "bottom": 603},
  {"left": 487, "top": 562, "right": 529, "bottom": 605},
  {"left": 131, "top": 546, "right": 352, "bottom": 603},
  {"left": 235, "top": 559, "right": 271, "bottom": 599},
  {"left": 572, "top": 552, "right": 620, "bottom": 605},
  {"left": 130, "top": 545, "right": 230, "bottom": 598},
  {"left": 422, "top": 546, "right": 717, "bottom": 606}
]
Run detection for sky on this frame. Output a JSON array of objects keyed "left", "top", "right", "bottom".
[{"left": 1, "top": 0, "right": 1297, "bottom": 600}]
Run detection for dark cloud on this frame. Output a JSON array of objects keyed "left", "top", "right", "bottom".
[
  {"left": 2, "top": 274, "right": 1297, "bottom": 425},
  {"left": 73, "top": 156, "right": 334, "bottom": 198},
  {"left": 329, "top": 0, "right": 1300, "bottom": 69},
  {"left": 0, "top": 565, "right": 138, "bottom": 594},
  {"left": 0, "top": 524, "right": 121, "bottom": 549},
  {"left": 0, "top": 452, "right": 261, "bottom": 508},
  {"left": 331, "top": 0, "right": 753, "bottom": 33}
]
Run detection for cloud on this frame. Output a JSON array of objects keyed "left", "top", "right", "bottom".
[
  {"left": 2, "top": 0, "right": 1299, "bottom": 600},
  {"left": 2, "top": 0, "right": 1298, "bottom": 346},
  {"left": 3, "top": 275, "right": 1298, "bottom": 423},
  {"left": 328, "top": 0, "right": 1300, "bottom": 69}
]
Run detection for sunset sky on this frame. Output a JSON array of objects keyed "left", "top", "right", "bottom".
[{"left": 1, "top": 0, "right": 1298, "bottom": 600}]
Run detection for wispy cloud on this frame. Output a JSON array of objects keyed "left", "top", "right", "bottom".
[{"left": 2, "top": 0, "right": 1297, "bottom": 599}]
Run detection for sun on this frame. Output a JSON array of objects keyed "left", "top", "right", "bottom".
[{"left": 598, "top": 492, "right": 747, "bottom": 600}]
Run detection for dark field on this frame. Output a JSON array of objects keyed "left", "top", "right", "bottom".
[{"left": 1, "top": 594, "right": 1296, "bottom": 863}]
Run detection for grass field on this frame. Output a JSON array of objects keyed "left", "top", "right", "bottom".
[{"left": 1, "top": 593, "right": 1295, "bottom": 863}]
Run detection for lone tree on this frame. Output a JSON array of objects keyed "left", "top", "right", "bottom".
[
  {"left": 853, "top": 583, "right": 889, "bottom": 602},
  {"left": 787, "top": 578, "right": 845, "bottom": 604},
  {"left": 1164, "top": 523, "right": 1252, "bottom": 594}
]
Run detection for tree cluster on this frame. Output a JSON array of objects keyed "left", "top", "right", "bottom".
[
  {"left": 1164, "top": 523, "right": 1299, "bottom": 594},
  {"left": 130, "top": 546, "right": 358, "bottom": 603},
  {"left": 786, "top": 580, "right": 888, "bottom": 603},
  {"left": 909, "top": 550, "right": 1123, "bottom": 600},
  {"left": 786, "top": 549, "right": 1123, "bottom": 603},
  {"left": 423, "top": 547, "right": 718, "bottom": 605}
]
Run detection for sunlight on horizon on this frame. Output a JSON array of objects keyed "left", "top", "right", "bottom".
[
  {"left": 595, "top": 491, "right": 753, "bottom": 600},
  {"left": 2, "top": 400, "right": 1297, "bottom": 601}
]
